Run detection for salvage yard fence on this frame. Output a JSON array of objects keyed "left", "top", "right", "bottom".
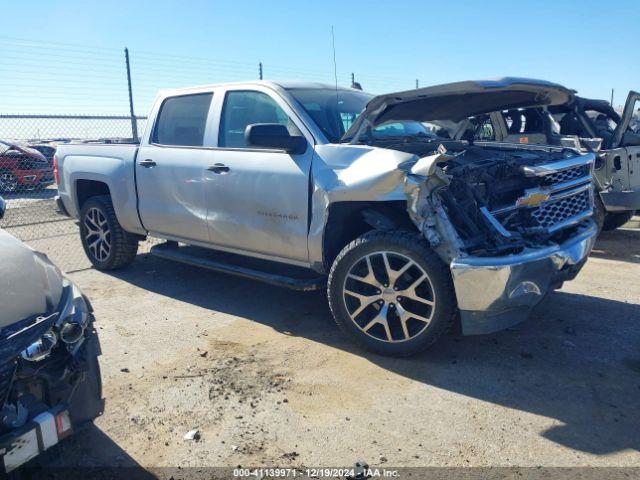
[{"left": 0, "top": 114, "right": 153, "bottom": 272}]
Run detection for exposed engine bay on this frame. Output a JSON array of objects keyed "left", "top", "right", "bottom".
[
  {"left": 371, "top": 137, "right": 594, "bottom": 257},
  {"left": 0, "top": 294, "right": 103, "bottom": 439}
]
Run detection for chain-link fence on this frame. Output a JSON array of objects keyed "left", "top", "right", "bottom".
[{"left": 0, "top": 116, "right": 155, "bottom": 272}]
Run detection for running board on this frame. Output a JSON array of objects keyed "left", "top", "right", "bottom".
[{"left": 149, "top": 243, "right": 326, "bottom": 291}]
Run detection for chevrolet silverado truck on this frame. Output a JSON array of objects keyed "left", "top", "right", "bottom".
[
  {"left": 55, "top": 78, "right": 597, "bottom": 356},
  {"left": 0, "top": 198, "right": 103, "bottom": 473},
  {"left": 457, "top": 91, "right": 640, "bottom": 230}
]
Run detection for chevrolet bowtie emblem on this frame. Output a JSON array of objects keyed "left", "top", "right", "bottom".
[{"left": 516, "top": 191, "right": 551, "bottom": 208}]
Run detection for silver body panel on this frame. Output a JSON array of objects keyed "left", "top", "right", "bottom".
[{"left": 0, "top": 229, "right": 64, "bottom": 328}]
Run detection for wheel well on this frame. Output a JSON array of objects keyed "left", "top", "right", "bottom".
[
  {"left": 76, "top": 180, "right": 110, "bottom": 209},
  {"left": 322, "top": 201, "right": 417, "bottom": 269}
]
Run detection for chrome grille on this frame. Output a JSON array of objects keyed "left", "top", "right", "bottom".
[
  {"left": 541, "top": 165, "right": 590, "bottom": 186},
  {"left": 489, "top": 153, "right": 595, "bottom": 235},
  {"left": 531, "top": 189, "right": 591, "bottom": 229}
]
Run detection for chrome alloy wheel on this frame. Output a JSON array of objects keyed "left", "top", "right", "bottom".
[
  {"left": 84, "top": 207, "right": 111, "bottom": 262},
  {"left": 342, "top": 251, "right": 436, "bottom": 343},
  {"left": 0, "top": 172, "right": 18, "bottom": 192}
]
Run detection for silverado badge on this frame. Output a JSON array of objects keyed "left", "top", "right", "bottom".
[{"left": 516, "top": 191, "right": 551, "bottom": 208}]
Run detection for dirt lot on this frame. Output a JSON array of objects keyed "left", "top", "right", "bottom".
[{"left": 31, "top": 224, "right": 639, "bottom": 473}]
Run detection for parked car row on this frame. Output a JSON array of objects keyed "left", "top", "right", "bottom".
[{"left": 2, "top": 77, "right": 637, "bottom": 472}]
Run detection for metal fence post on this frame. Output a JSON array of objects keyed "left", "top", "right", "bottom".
[{"left": 124, "top": 48, "right": 138, "bottom": 141}]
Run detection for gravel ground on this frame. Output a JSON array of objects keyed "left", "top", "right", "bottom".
[{"left": 28, "top": 224, "right": 640, "bottom": 474}]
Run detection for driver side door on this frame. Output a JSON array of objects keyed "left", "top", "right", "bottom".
[{"left": 203, "top": 87, "right": 315, "bottom": 264}]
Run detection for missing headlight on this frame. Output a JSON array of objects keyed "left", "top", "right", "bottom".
[{"left": 58, "top": 294, "right": 89, "bottom": 344}]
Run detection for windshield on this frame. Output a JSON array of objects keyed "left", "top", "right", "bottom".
[
  {"left": 286, "top": 88, "right": 373, "bottom": 143},
  {"left": 371, "top": 121, "right": 436, "bottom": 139}
]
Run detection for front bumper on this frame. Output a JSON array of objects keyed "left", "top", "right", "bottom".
[
  {"left": 450, "top": 221, "right": 597, "bottom": 335},
  {"left": 599, "top": 189, "right": 640, "bottom": 212},
  {"left": 0, "top": 405, "right": 73, "bottom": 473}
]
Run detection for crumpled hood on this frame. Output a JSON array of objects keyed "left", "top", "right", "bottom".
[
  {"left": 0, "top": 229, "right": 64, "bottom": 328},
  {"left": 345, "top": 77, "right": 574, "bottom": 138}
]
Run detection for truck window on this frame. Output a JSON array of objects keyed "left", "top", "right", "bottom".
[
  {"left": 152, "top": 93, "right": 213, "bottom": 147},
  {"left": 285, "top": 88, "right": 373, "bottom": 143},
  {"left": 502, "top": 108, "right": 545, "bottom": 135},
  {"left": 474, "top": 116, "right": 495, "bottom": 141},
  {"left": 219, "top": 91, "right": 293, "bottom": 148}
]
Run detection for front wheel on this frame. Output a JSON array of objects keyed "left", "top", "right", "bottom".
[
  {"left": 79, "top": 195, "right": 138, "bottom": 270},
  {"left": 327, "top": 230, "right": 456, "bottom": 357}
]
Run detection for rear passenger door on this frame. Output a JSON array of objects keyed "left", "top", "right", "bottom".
[
  {"left": 136, "top": 92, "right": 214, "bottom": 242},
  {"left": 204, "top": 87, "right": 314, "bottom": 263}
]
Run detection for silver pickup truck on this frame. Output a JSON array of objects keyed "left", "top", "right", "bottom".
[{"left": 55, "top": 78, "right": 598, "bottom": 356}]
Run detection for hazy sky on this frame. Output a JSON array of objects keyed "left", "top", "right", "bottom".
[{"left": 1, "top": 0, "right": 639, "bottom": 116}]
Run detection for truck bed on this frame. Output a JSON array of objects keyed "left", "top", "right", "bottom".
[{"left": 55, "top": 143, "right": 145, "bottom": 236}]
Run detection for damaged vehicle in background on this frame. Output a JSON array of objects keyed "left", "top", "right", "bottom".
[
  {"left": 458, "top": 91, "right": 640, "bottom": 230},
  {"left": 55, "top": 78, "right": 596, "bottom": 356},
  {"left": 0, "top": 197, "right": 103, "bottom": 473}
]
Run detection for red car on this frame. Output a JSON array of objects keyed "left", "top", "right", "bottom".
[{"left": 0, "top": 141, "right": 54, "bottom": 193}]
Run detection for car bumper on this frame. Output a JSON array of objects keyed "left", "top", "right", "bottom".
[
  {"left": 0, "top": 405, "right": 73, "bottom": 473},
  {"left": 14, "top": 171, "right": 53, "bottom": 186},
  {"left": 450, "top": 220, "right": 597, "bottom": 335},
  {"left": 599, "top": 189, "right": 640, "bottom": 212}
]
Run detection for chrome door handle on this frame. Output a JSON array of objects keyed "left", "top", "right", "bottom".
[
  {"left": 139, "top": 159, "right": 156, "bottom": 168},
  {"left": 208, "top": 163, "right": 230, "bottom": 174}
]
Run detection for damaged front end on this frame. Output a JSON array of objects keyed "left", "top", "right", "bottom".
[
  {"left": 345, "top": 78, "right": 598, "bottom": 335},
  {"left": 403, "top": 144, "right": 597, "bottom": 334},
  {"left": 0, "top": 231, "right": 103, "bottom": 473}
]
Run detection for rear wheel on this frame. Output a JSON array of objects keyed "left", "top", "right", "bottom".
[
  {"left": 79, "top": 195, "right": 138, "bottom": 270},
  {"left": 602, "top": 210, "right": 634, "bottom": 231},
  {"left": 327, "top": 230, "right": 456, "bottom": 357}
]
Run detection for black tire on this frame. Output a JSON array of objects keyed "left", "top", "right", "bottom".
[
  {"left": 0, "top": 170, "right": 19, "bottom": 193},
  {"left": 602, "top": 210, "right": 634, "bottom": 231},
  {"left": 327, "top": 230, "right": 456, "bottom": 357},
  {"left": 79, "top": 195, "right": 138, "bottom": 270}
]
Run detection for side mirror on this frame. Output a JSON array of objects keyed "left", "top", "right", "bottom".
[
  {"left": 0, "top": 196, "right": 5, "bottom": 220},
  {"left": 245, "top": 124, "right": 307, "bottom": 154}
]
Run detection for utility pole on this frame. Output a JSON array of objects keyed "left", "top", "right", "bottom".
[
  {"left": 416, "top": 79, "right": 419, "bottom": 89},
  {"left": 611, "top": 88, "right": 614, "bottom": 107},
  {"left": 259, "top": 62, "right": 263, "bottom": 80},
  {"left": 124, "top": 48, "right": 138, "bottom": 141}
]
